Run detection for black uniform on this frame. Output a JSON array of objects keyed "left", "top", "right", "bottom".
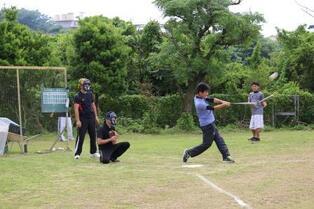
[
  {"left": 74, "top": 91, "right": 97, "bottom": 156},
  {"left": 97, "top": 124, "right": 130, "bottom": 164}
]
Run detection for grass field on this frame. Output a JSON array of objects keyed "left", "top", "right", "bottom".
[{"left": 0, "top": 129, "right": 313, "bottom": 209}]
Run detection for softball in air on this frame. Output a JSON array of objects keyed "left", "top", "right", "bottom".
[{"left": 269, "top": 72, "right": 278, "bottom": 81}]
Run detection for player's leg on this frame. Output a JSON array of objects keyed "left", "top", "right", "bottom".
[
  {"left": 257, "top": 115, "right": 264, "bottom": 140},
  {"left": 250, "top": 115, "right": 261, "bottom": 141},
  {"left": 66, "top": 116, "right": 74, "bottom": 140},
  {"left": 185, "top": 124, "right": 214, "bottom": 158},
  {"left": 99, "top": 147, "right": 110, "bottom": 164},
  {"left": 110, "top": 142, "right": 130, "bottom": 162},
  {"left": 74, "top": 119, "right": 88, "bottom": 157},
  {"left": 255, "top": 128, "right": 261, "bottom": 138},
  {"left": 213, "top": 126, "right": 233, "bottom": 162},
  {"left": 87, "top": 117, "right": 97, "bottom": 155},
  {"left": 58, "top": 117, "right": 66, "bottom": 141},
  {"left": 249, "top": 115, "right": 256, "bottom": 141},
  {"left": 253, "top": 115, "right": 263, "bottom": 141}
]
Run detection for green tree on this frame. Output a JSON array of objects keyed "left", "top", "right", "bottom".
[
  {"left": 128, "top": 20, "right": 165, "bottom": 95},
  {"left": 49, "top": 32, "right": 75, "bottom": 66},
  {"left": 277, "top": 26, "right": 314, "bottom": 91},
  {"left": 247, "top": 41, "right": 262, "bottom": 68},
  {"left": 0, "top": 8, "right": 62, "bottom": 33},
  {"left": 71, "top": 16, "right": 131, "bottom": 96},
  {"left": 0, "top": 7, "right": 53, "bottom": 65},
  {"left": 0, "top": 7, "right": 63, "bottom": 132},
  {"left": 17, "top": 8, "right": 61, "bottom": 33},
  {"left": 151, "top": 0, "right": 264, "bottom": 111}
]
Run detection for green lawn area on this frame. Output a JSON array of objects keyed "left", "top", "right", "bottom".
[{"left": 0, "top": 130, "right": 313, "bottom": 209}]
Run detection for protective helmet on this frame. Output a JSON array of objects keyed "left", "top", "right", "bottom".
[
  {"left": 78, "top": 78, "right": 91, "bottom": 91},
  {"left": 105, "top": 111, "right": 117, "bottom": 126}
]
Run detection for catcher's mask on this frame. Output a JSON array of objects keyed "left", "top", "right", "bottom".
[
  {"left": 105, "top": 111, "right": 117, "bottom": 127},
  {"left": 79, "top": 78, "right": 91, "bottom": 91}
]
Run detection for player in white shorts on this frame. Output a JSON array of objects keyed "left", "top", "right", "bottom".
[{"left": 248, "top": 82, "right": 267, "bottom": 142}]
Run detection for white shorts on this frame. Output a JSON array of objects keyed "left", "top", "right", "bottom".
[{"left": 249, "top": 115, "right": 264, "bottom": 130}]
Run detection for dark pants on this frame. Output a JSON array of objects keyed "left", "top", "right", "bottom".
[
  {"left": 99, "top": 142, "right": 130, "bottom": 164},
  {"left": 74, "top": 117, "right": 97, "bottom": 156},
  {"left": 187, "top": 123, "right": 230, "bottom": 160}
]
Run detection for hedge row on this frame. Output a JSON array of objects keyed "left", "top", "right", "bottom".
[
  {"left": 98, "top": 94, "right": 183, "bottom": 128},
  {"left": 98, "top": 93, "right": 314, "bottom": 131}
]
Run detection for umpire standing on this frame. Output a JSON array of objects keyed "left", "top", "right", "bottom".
[{"left": 74, "top": 78, "right": 100, "bottom": 159}]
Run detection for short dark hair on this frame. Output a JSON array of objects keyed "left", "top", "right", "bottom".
[
  {"left": 196, "top": 82, "right": 210, "bottom": 93},
  {"left": 251, "top": 82, "right": 260, "bottom": 87}
]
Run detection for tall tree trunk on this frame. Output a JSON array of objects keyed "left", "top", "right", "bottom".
[
  {"left": 183, "top": 86, "right": 194, "bottom": 113},
  {"left": 183, "top": 73, "right": 206, "bottom": 112},
  {"left": 183, "top": 80, "right": 200, "bottom": 112}
]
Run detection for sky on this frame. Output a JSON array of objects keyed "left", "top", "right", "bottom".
[{"left": 2, "top": 0, "right": 314, "bottom": 36}]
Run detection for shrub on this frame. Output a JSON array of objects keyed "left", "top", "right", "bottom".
[
  {"left": 98, "top": 90, "right": 314, "bottom": 133},
  {"left": 176, "top": 112, "right": 196, "bottom": 131},
  {"left": 155, "top": 94, "right": 183, "bottom": 128}
]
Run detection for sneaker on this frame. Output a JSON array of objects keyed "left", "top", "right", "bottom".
[
  {"left": 182, "top": 149, "right": 190, "bottom": 163},
  {"left": 248, "top": 137, "right": 254, "bottom": 141},
  {"left": 74, "top": 155, "right": 80, "bottom": 160},
  {"left": 251, "top": 137, "right": 260, "bottom": 142},
  {"left": 90, "top": 152, "right": 100, "bottom": 158},
  {"left": 223, "top": 156, "right": 235, "bottom": 163}
]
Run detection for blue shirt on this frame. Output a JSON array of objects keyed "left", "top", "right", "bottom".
[
  {"left": 248, "top": 91, "right": 264, "bottom": 115},
  {"left": 194, "top": 96, "right": 215, "bottom": 127}
]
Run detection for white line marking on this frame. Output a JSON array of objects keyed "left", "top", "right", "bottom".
[
  {"left": 196, "top": 174, "right": 252, "bottom": 209},
  {"left": 182, "top": 164, "right": 204, "bottom": 168}
]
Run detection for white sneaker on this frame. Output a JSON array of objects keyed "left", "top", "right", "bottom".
[
  {"left": 74, "top": 155, "right": 80, "bottom": 160},
  {"left": 90, "top": 153, "right": 100, "bottom": 158}
]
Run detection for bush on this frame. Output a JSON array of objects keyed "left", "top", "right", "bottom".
[
  {"left": 98, "top": 94, "right": 154, "bottom": 119},
  {"left": 290, "top": 124, "right": 311, "bottom": 131},
  {"left": 155, "top": 94, "right": 183, "bottom": 128},
  {"left": 141, "top": 111, "right": 161, "bottom": 134},
  {"left": 99, "top": 94, "right": 183, "bottom": 132},
  {"left": 116, "top": 117, "right": 144, "bottom": 133},
  {"left": 176, "top": 112, "right": 196, "bottom": 131},
  {"left": 99, "top": 90, "right": 314, "bottom": 133},
  {"left": 264, "top": 125, "right": 275, "bottom": 132}
]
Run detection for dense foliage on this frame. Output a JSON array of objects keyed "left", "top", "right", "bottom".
[{"left": 0, "top": 3, "right": 313, "bottom": 133}]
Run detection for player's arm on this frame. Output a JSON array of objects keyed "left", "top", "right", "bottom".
[
  {"left": 262, "top": 101, "right": 267, "bottom": 107},
  {"left": 97, "top": 137, "right": 114, "bottom": 145},
  {"left": 92, "top": 102, "right": 98, "bottom": 118},
  {"left": 92, "top": 103, "right": 100, "bottom": 126},
  {"left": 260, "top": 94, "right": 267, "bottom": 108},
  {"left": 74, "top": 103, "right": 81, "bottom": 128},
  {"left": 213, "top": 98, "right": 231, "bottom": 110},
  {"left": 91, "top": 93, "right": 100, "bottom": 124}
]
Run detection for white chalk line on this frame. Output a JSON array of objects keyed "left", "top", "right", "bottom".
[
  {"left": 182, "top": 164, "right": 204, "bottom": 168},
  {"left": 196, "top": 174, "right": 252, "bottom": 209}
]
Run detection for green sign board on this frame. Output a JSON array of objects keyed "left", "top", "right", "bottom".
[{"left": 41, "top": 88, "right": 69, "bottom": 113}]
